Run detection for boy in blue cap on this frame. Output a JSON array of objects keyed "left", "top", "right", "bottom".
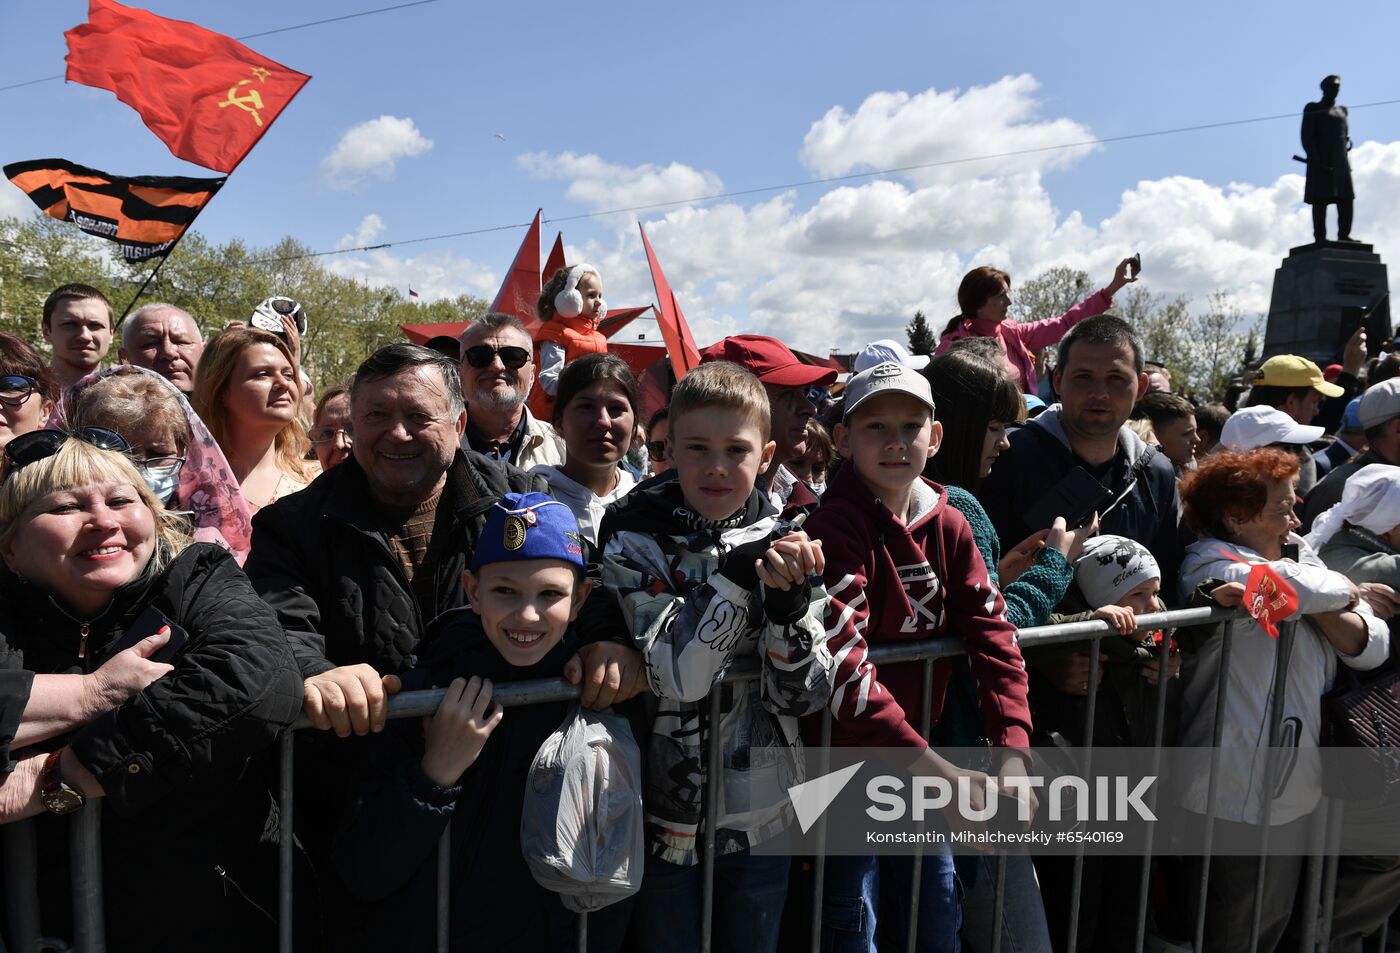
[{"left": 335, "top": 492, "right": 631, "bottom": 952}]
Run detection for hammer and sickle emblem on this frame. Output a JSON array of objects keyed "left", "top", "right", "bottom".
[
  {"left": 249, "top": 67, "right": 271, "bottom": 83},
  {"left": 218, "top": 79, "right": 264, "bottom": 127}
]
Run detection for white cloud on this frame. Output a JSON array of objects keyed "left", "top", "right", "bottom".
[
  {"left": 321, "top": 116, "right": 433, "bottom": 191},
  {"left": 513, "top": 79, "right": 1400, "bottom": 358},
  {"left": 336, "top": 212, "right": 386, "bottom": 250},
  {"left": 518, "top": 151, "right": 724, "bottom": 212},
  {"left": 325, "top": 215, "right": 497, "bottom": 301},
  {"left": 800, "top": 75, "right": 1097, "bottom": 186},
  {"left": 0, "top": 182, "right": 36, "bottom": 220}
]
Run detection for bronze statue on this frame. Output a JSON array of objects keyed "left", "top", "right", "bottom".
[{"left": 1301, "top": 74, "right": 1355, "bottom": 242}]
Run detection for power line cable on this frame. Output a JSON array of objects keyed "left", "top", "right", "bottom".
[
  {"left": 245, "top": 97, "right": 1400, "bottom": 266},
  {"left": 0, "top": 0, "right": 441, "bottom": 93}
]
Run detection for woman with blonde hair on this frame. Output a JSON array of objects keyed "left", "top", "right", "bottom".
[
  {"left": 0, "top": 433, "right": 300, "bottom": 950},
  {"left": 192, "top": 327, "right": 317, "bottom": 512}
]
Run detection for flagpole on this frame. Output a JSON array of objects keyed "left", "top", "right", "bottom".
[{"left": 113, "top": 176, "right": 224, "bottom": 329}]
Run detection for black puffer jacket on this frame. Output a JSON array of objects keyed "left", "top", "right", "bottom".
[
  {"left": 0, "top": 542, "right": 303, "bottom": 953},
  {"left": 246, "top": 450, "right": 545, "bottom": 677}
]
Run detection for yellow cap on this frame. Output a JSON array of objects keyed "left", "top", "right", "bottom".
[{"left": 1254, "top": 355, "right": 1344, "bottom": 397}]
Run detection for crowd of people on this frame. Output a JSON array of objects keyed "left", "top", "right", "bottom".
[{"left": 0, "top": 261, "right": 1398, "bottom": 953}]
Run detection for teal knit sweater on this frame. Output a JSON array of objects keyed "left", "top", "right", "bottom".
[{"left": 943, "top": 484, "right": 1072, "bottom": 629}]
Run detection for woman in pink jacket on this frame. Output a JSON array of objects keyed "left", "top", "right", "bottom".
[{"left": 935, "top": 257, "right": 1138, "bottom": 393}]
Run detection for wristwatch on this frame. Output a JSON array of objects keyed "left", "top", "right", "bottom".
[{"left": 40, "top": 748, "right": 86, "bottom": 815}]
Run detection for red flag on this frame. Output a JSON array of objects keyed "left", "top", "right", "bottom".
[
  {"left": 64, "top": 0, "right": 310, "bottom": 173},
  {"left": 639, "top": 224, "right": 701, "bottom": 382},
  {"left": 489, "top": 211, "right": 542, "bottom": 333},
  {"left": 543, "top": 232, "right": 567, "bottom": 283},
  {"left": 1218, "top": 548, "right": 1299, "bottom": 639}
]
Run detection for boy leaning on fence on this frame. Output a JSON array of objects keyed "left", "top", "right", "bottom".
[
  {"left": 332, "top": 492, "right": 633, "bottom": 953},
  {"left": 597, "top": 360, "right": 835, "bottom": 953},
  {"left": 803, "top": 361, "right": 1035, "bottom": 953}
]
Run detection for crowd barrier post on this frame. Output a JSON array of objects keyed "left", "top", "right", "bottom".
[
  {"left": 1248, "top": 619, "right": 1299, "bottom": 951},
  {"left": 68, "top": 802, "right": 103, "bottom": 953},
  {"left": 25, "top": 604, "right": 1382, "bottom": 953},
  {"left": 1193, "top": 618, "right": 1236, "bottom": 951}
]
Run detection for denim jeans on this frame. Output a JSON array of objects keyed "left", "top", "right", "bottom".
[
  {"left": 632, "top": 848, "right": 791, "bottom": 953},
  {"left": 958, "top": 854, "right": 1051, "bottom": 953},
  {"left": 821, "top": 851, "right": 962, "bottom": 953}
]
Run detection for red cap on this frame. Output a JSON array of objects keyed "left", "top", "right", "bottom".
[
  {"left": 1323, "top": 363, "right": 1343, "bottom": 383},
  {"left": 698, "top": 334, "right": 838, "bottom": 388}
]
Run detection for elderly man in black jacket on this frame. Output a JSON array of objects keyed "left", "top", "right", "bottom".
[{"left": 246, "top": 344, "right": 643, "bottom": 735}]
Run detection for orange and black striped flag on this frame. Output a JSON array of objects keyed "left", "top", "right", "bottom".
[{"left": 3, "top": 158, "right": 223, "bottom": 261}]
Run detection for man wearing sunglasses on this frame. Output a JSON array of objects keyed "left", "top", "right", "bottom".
[
  {"left": 41, "top": 283, "right": 114, "bottom": 391},
  {"left": 456, "top": 313, "right": 564, "bottom": 470},
  {"left": 118, "top": 302, "right": 205, "bottom": 394}
]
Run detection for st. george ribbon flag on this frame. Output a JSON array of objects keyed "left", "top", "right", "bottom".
[
  {"left": 3, "top": 158, "right": 224, "bottom": 261},
  {"left": 63, "top": 0, "right": 311, "bottom": 173}
]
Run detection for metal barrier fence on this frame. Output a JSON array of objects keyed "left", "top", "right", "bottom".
[{"left": 1, "top": 604, "right": 1383, "bottom": 952}]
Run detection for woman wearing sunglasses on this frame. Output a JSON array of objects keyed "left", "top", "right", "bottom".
[
  {"left": 530, "top": 353, "right": 639, "bottom": 545},
  {"left": 0, "top": 332, "right": 58, "bottom": 453},
  {"left": 0, "top": 429, "right": 301, "bottom": 951},
  {"left": 54, "top": 366, "right": 255, "bottom": 564},
  {"left": 192, "top": 327, "right": 317, "bottom": 513}
]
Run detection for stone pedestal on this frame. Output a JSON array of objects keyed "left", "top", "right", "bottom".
[{"left": 1263, "top": 241, "right": 1391, "bottom": 364}]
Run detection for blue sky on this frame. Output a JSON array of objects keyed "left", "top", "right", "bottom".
[{"left": 5, "top": 1, "right": 1400, "bottom": 353}]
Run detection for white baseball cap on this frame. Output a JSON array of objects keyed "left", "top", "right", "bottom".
[
  {"left": 854, "top": 339, "right": 931, "bottom": 373},
  {"left": 1220, "top": 405, "right": 1324, "bottom": 451},
  {"left": 842, "top": 361, "right": 935, "bottom": 420}
]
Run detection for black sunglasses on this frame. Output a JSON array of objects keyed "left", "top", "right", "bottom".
[
  {"left": 0, "top": 375, "right": 38, "bottom": 408},
  {"left": 4, "top": 427, "right": 131, "bottom": 478},
  {"left": 462, "top": 345, "right": 530, "bottom": 370},
  {"left": 645, "top": 440, "right": 667, "bottom": 462}
]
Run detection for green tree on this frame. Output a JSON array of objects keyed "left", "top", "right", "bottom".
[
  {"left": 1117, "top": 284, "right": 1259, "bottom": 402},
  {"left": 1010, "top": 266, "right": 1090, "bottom": 323},
  {"left": 0, "top": 217, "right": 489, "bottom": 390},
  {"left": 906, "top": 310, "right": 936, "bottom": 355}
]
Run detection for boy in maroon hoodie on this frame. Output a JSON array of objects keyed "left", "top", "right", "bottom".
[{"left": 805, "top": 360, "right": 1035, "bottom": 952}]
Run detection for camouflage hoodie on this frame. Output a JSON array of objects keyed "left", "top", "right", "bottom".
[{"left": 598, "top": 473, "right": 834, "bottom": 865}]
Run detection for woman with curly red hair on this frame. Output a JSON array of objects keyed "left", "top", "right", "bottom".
[{"left": 1176, "top": 448, "right": 1389, "bottom": 952}]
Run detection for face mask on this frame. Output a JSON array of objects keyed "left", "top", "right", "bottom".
[{"left": 142, "top": 465, "right": 181, "bottom": 506}]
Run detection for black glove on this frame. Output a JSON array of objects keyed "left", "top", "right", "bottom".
[
  {"left": 715, "top": 534, "right": 773, "bottom": 592},
  {"left": 763, "top": 575, "right": 814, "bottom": 626}
]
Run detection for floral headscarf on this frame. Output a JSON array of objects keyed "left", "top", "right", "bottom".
[{"left": 48, "top": 366, "right": 254, "bottom": 564}]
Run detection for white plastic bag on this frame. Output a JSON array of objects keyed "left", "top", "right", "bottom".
[{"left": 520, "top": 704, "right": 644, "bottom": 912}]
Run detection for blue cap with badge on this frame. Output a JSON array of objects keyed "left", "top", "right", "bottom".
[{"left": 471, "top": 492, "right": 586, "bottom": 572}]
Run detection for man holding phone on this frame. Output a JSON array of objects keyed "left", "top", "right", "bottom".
[{"left": 980, "top": 315, "right": 1185, "bottom": 598}]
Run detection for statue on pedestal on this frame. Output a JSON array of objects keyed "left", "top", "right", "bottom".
[{"left": 1301, "top": 75, "right": 1355, "bottom": 242}]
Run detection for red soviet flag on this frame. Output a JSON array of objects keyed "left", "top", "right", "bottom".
[{"left": 64, "top": 0, "right": 310, "bottom": 173}]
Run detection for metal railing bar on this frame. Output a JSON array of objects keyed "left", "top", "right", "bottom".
[
  {"left": 1133, "top": 624, "right": 1176, "bottom": 952},
  {"left": 991, "top": 853, "right": 1007, "bottom": 953},
  {"left": 904, "top": 658, "right": 936, "bottom": 953},
  {"left": 700, "top": 678, "right": 724, "bottom": 953},
  {"left": 807, "top": 709, "right": 833, "bottom": 953},
  {"left": 1065, "top": 635, "right": 1102, "bottom": 953},
  {"left": 1298, "top": 801, "right": 1328, "bottom": 952},
  {"left": 277, "top": 732, "right": 294, "bottom": 953},
  {"left": 25, "top": 604, "right": 1258, "bottom": 953},
  {"left": 1317, "top": 799, "right": 1344, "bottom": 952},
  {"left": 436, "top": 823, "right": 451, "bottom": 953},
  {"left": 1194, "top": 618, "right": 1236, "bottom": 953},
  {"left": 1248, "top": 619, "right": 1298, "bottom": 952},
  {"left": 68, "top": 803, "right": 104, "bottom": 953}
]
